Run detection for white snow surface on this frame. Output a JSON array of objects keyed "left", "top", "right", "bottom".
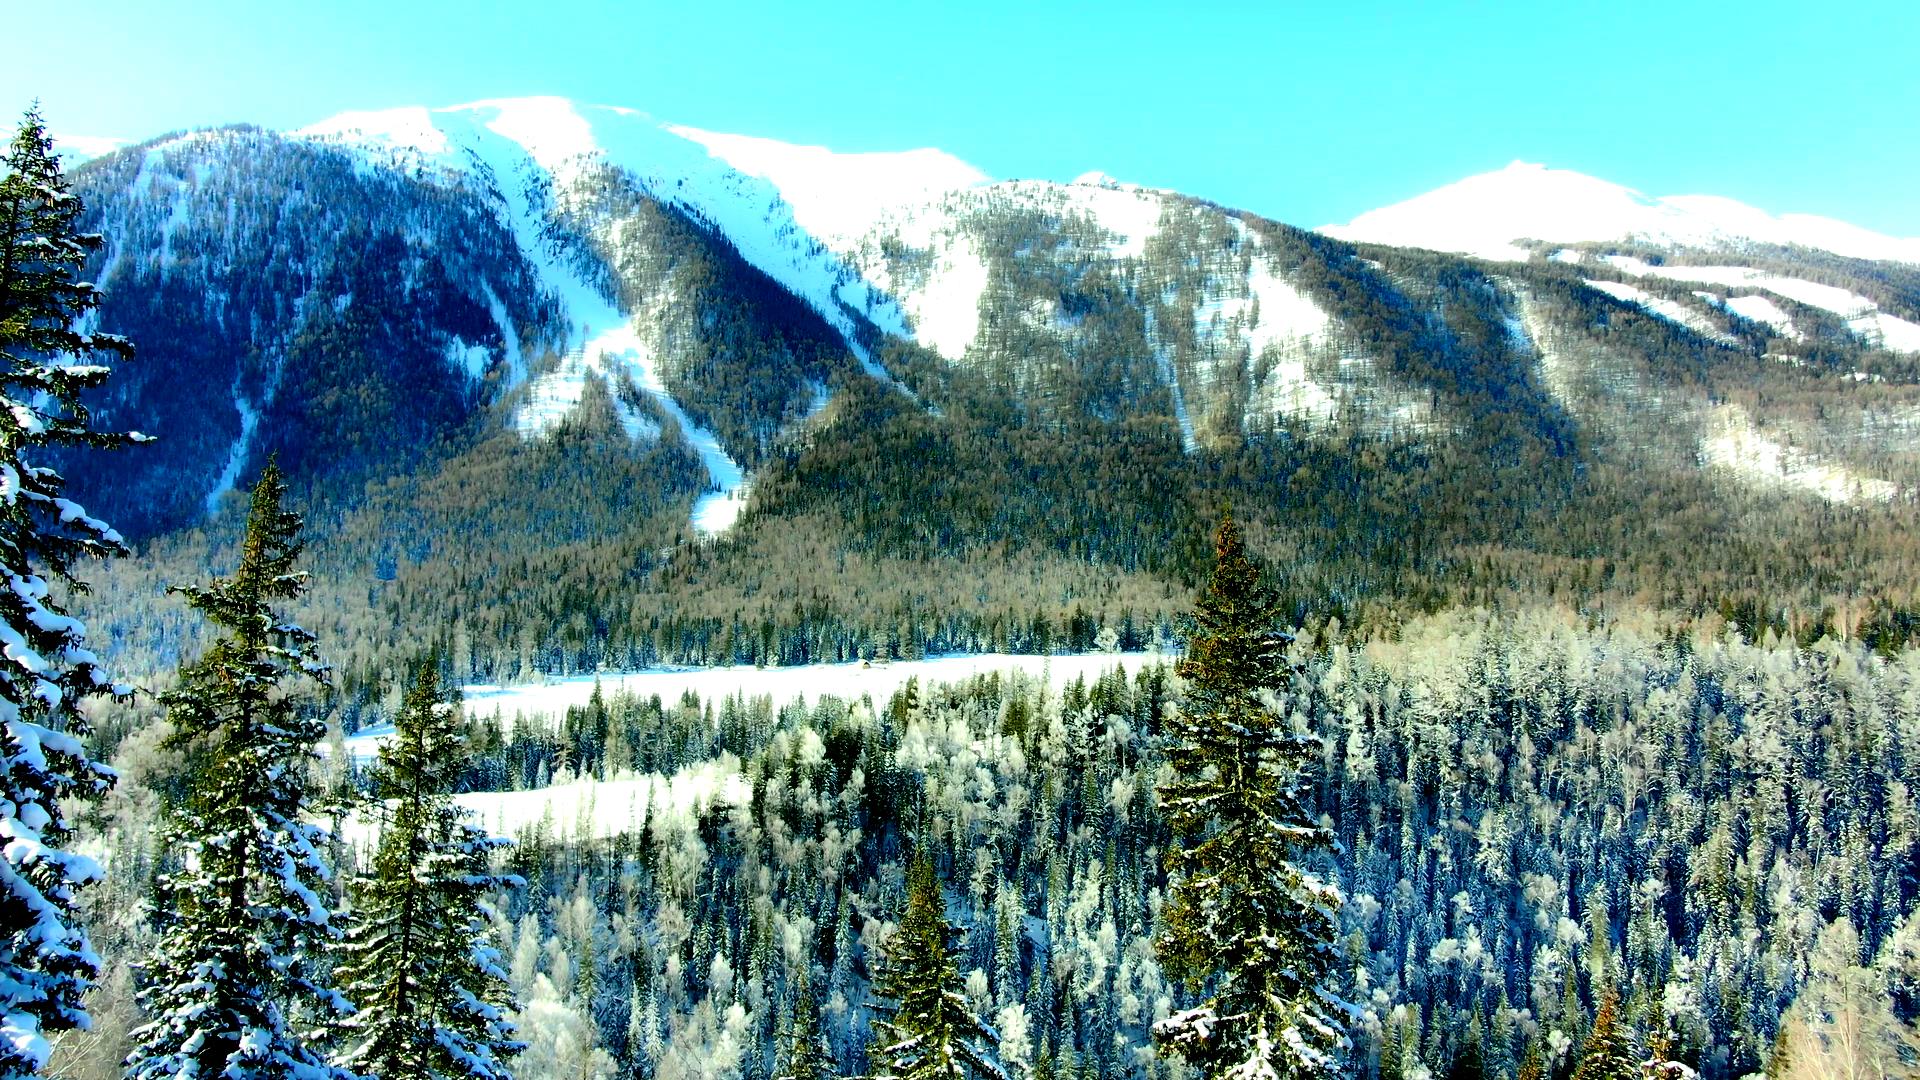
[
  {"left": 1600, "top": 256, "right": 1920, "bottom": 354},
  {"left": 1583, "top": 279, "right": 1736, "bottom": 345},
  {"left": 343, "top": 651, "right": 1168, "bottom": 762},
  {"left": 342, "top": 758, "right": 752, "bottom": 847},
  {"left": 666, "top": 126, "right": 989, "bottom": 249},
  {"left": 901, "top": 229, "right": 993, "bottom": 361},
  {"left": 1715, "top": 293, "right": 1804, "bottom": 341},
  {"left": 1699, "top": 405, "right": 1897, "bottom": 504},
  {"left": 204, "top": 384, "right": 258, "bottom": 517},
  {"left": 1058, "top": 181, "right": 1166, "bottom": 259},
  {"left": 1323, "top": 161, "right": 1920, "bottom": 265}
]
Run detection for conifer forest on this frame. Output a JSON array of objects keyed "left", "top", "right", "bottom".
[{"left": 5, "top": 72, "right": 1920, "bottom": 1080}]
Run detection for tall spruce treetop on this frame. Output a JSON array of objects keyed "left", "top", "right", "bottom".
[
  {"left": 0, "top": 104, "right": 139, "bottom": 1076},
  {"left": 126, "top": 464, "right": 356, "bottom": 1080},
  {"left": 1570, "top": 990, "right": 1638, "bottom": 1080},
  {"left": 868, "top": 856, "right": 1004, "bottom": 1080},
  {"left": 1153, "top": 510, "right": 1348, "bottom": 1080},
  {"left": 773, "top": 968, "right": 835, "bottom": 1080},
  {"left": 333, "top": 660, "right": 522, "bottom": 1080}
]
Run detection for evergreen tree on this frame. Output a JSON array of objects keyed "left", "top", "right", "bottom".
[
  {"left": 333, "top": 660, "right": 523, "bottom": 1080},
  {"left": 0, "top": 103, "right": 140, "bottom": 1077},
  {"left": 1152, "top": 510, "right": 1347, "bottom": 1079},
  {"left": 126, "top": 465, "right": 355, "bottom": 1080},
  {"left": 774, "top": 969, "right": 835, "bottom": 1080},
  {"left": 1516, "top": 1039, "right": 1545, "bottom": 1080},
  {"left": 1571, "top": 991, "right": 1637, "bottom": 1080},
  {"left": 868, "top": 856, "right": 1004, "bottom": 1080}
]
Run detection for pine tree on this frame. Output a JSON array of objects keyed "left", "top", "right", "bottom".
[
  {"left": 333, "top": 660, "right": 523, "bottom": 1080},
  {"left": 1152, "top": 510, "right": 1347, "bottom": 1080},
  {"left": 868, "top": 856, "right": 1004, "bottom": 1080},
  {"left": 774, "top": 969, "right": 835, "bottom": 1080},
  {"left": 1571, "top": 991, "right": 1637, "bottom": 1080},
  {"left": 126, "top": 464, "right": 356, "bottom": 1080},
  {"left": 0, "top": 104, "right": 140, "bottom": 1077},
  {"left": 1515, "top": 1038, "right": 1545, "bottom": 1080}
]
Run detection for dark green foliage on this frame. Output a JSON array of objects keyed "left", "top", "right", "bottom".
[
  {"left": 127, "top": 464, "right": 353, "bottom": 1080},
  {"left": 334, "top": 661, "right": 523, "bottom": 1080},
  {"left": 869, "top": 856, "right": 1003, "bottom": 1080},
  {"left": 774, "top": 970, "right": 835, "bottom": 1080},
  {"left": 67, "top": 128, "right": 559, "bottom": 538},
  {"left": 1154, "top": 511, "right": 1346, "bottom": 1078}
]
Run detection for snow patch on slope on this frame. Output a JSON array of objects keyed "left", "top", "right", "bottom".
[
  {"left": 1700, "top": 404, "right": 1897, "bottom": 504},
  {"left": 1323, "top": 161, "right": 1920, "bottom": 265},
  {"left": 666, "top": 126, "right": 988, "bottom": 249},
  {"left": 466, "top": 652, "right": 1165, "bottom": 727},
  {"left": 343, "top": 651, "right": 1169, "bottom": 763},
  {"left": 1060, "top": 182, "right": 1165, "bottom": 259},
  {"left": 205, "top": 385, "right": 258, "bottom": 516},
  {"left": 1584, "top": 279, "right": 1737, "bottom": 345},
  {"left": 1715, "top": 293, "right": 1804, "bottom": 340},
  {"left": 330, "top": 100, "right": 749, "bottom": 535},
  {"left": 1601, "top": 256, "right": 1920, "bottom": 354},
  {"left": 298, "top": 98, "right": 906, "bottom": 386},
  {"left": 909, "top": 231, "right": 992, "bottom": 361},
  {"left": 1244, "top": 250, "right": 1339, "bottom": 423}
]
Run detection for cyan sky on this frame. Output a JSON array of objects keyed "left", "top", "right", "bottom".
[{"left": 9, "top": 0, "right": 1918, "bottom": 233}]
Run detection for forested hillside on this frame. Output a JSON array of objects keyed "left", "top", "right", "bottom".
[
  {"left": 63, "top": 609, "right": 1920, "bottom": 1080},
  {"left": 9, "top": 96, "right": 1920, "bottom": 1080}
]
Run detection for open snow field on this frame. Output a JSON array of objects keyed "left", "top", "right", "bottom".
[
  {"left": 343, "top": 651, "right": 1171, "bottom": 762},
  {"left": 340, "top": 651, "right": 1173, "bottom": 846}
]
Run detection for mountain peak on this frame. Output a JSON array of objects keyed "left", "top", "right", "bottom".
[{"left": 1322, "top": 161, "right": 1920, "bottom": 265}]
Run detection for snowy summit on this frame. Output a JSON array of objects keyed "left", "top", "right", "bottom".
[{"left": 1321, "top": 160, "right": 1920, "bottom": 264}]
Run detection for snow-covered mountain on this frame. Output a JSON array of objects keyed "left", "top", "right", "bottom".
[
  {"left": 1322, "top": 160, "right": 1920, "bottom": 264},
  {"left": 62, "top": 99, "right": 1920, "bottom": 556}
]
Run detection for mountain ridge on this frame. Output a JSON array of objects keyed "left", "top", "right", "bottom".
[
  {"left": 1322, "top": 159, "right": 1920, "bottom": 264},
  {"left": 52, "top": 95, "right": 1920, "bottom": 686}
]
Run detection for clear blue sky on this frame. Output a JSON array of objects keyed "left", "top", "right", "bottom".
[{"left": 7, "top": 0, "right": 1918, "bottom": 233}]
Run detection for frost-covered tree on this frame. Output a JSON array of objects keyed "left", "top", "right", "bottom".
[
  {"left": 333, "top": 661, "right": 522, "bottom": 1080},
  {"left": 126, "top": 464, "right": 355, "bottom": 1080},
  {"left": 869, "top": 856, "right": 1004, "bottom": 1080},
  {"left": 0, "top": 104, "right": 140, "bottom": 1077},
  {"left": 1153, "top": 510, "right": 1347, "bottom": 1079},
  {"left": 1775, "top": 919, "right": 1920, "bottom": 1080}
]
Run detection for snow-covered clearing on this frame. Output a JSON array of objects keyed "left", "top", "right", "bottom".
[
  {"left": 665, "top": 126, "right": 988, "bottom": 250},
  {"left": 204, "top": 381, "right": 258, "bottom": 516},
  {"left": 898, "top": 229, "right": 992, "bottom": 361},
  {"left": 341, "top": 757, "right": 752, "bottom": 847},
  {"left": 1699, "top": 404, "right": 1897, "bottom": 504},
  {"left": 1715, "top": 293, "right": 1804, "bottom": 340},
  {"left": 344, "top": 651, "right": 1169, "bottom": 762},
  {"left": 1059, "top": 180, "right": 1165, "bottom": 259}
]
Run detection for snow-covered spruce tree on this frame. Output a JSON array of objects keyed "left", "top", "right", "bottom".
[
  {"left": 333, "top": 660, "right": 522, "bottom": 1080},
  {"left": 125, "top": 464, "right": 357, "bottom": 1080},
  {"left": 0, "top": 104, "right": 141, "bottom": 1076},
  {"left": 773, "top": 969, "right": 834, "bottom": 1080},
  {"left": 1571, "top": 990, "right": 1637, "bottom": 1080},
  {"left": 867, "top": 856, "right": 1004, "bottom": 1080},
  {"left": 1152, "top": 510, "right": 1347, "bottom": 1080}
]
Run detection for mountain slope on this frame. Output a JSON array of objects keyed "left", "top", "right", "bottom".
[{"left": 54, "top": 99, "right": 1920, "bottom": 688}]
